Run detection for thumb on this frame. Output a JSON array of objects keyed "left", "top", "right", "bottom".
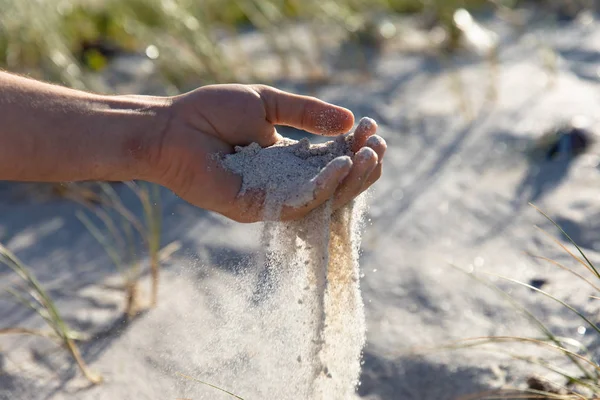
[{"left": 253, "top": 85, "right": 355, "bottom": 136}]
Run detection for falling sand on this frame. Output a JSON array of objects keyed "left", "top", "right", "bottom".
[{"left": 203, "top": 120, "right": 372, "bottom": 399}]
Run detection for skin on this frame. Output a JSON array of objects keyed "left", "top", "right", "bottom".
[{"left": 0, "top": 72, "right": 387, "bottom": 223}]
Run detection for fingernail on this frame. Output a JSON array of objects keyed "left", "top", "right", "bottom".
[
  {"left": 356, "top": 146, "right": 376, "bottom": 162},
  {"left": 366, "top": 135, "right": 384, "bottom": 148},
  {"left": 358, "top": 117, "right": 377, "bottom": 130}
]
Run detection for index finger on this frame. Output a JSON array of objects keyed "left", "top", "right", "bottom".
[{"left": 253, "top": 85, "right": 355, "bottom": 136}]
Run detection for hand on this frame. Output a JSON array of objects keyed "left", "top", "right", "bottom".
[{"left": 153, "top": 84, "right": 386, "bottom": 222}]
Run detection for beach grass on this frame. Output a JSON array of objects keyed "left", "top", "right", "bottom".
[
  {"left": 0, "top": 244, "right": 102, "bottom": 384},
  {"left": 74, "top": 182, "right": 163, "bottom": 318},
  {"left": 0, "top": 0, "right": 503, "bottom": 91},
  {"left": 0, "top": 0, "right": 589, "bottom": 395},
  {"left": 436, "top": 205, "right": 600, "bottom": 399}
]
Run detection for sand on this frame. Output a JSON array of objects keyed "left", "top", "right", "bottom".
[
  {"left": 223, "top": 135, "right": 354, "bottom": 210},
  {"left": 219, "top": 132, "right": 368, "bottom": 399},
  {"left": 3, "top": 9, "right": 600, "bottom": 400}
]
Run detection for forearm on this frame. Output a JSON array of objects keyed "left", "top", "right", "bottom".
[{"left": 0, "top": 72, "right": 171, "bottom": 182}]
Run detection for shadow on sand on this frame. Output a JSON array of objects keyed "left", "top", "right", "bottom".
[{"left": 358, "top": 351, "right": 495, "bottom": 400}]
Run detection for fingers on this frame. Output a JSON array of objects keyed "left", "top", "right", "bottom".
[
  {"left": 363, "top": 135, "right": 387, "bottom": 189},
  {"left": 332, "top": 147, "right": 378, "bottom": 209},
  {"left": 333, "top": 130, "right": 387, "bottom": 210},
  {"left": 351, "top": 117, "right": 378, "bottom": 152},
  {"left": 228, "top": 156, "right": 353, "bottom": 223},
  {"left": 363, "top": 136, "right": 387, "bottom": 184},
  {"left": 280, "top": 156, "right": 353, "bottom": 221},
  {"left": 254, "top": 85, "right": 354, "bottom": 136},
  {"left": 366, "top": 135, "right": 387, "bottom": 158},
  {"left": 223, "top": 119, "right": 387, "bottom": 223}
]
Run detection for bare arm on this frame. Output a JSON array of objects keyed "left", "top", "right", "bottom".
[
  {"left": 0, "top": 72, "right": 386, "bottom": 222},
  {"left": 0, "top": 71, "right": 168, "bottom": 182}
]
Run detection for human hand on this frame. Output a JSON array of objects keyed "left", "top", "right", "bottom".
[{"left": 152, "top": 84, "right": 386, "bottom": 222}]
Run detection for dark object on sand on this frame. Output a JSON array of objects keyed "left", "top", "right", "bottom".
[
  {"left": 543, "top": 117, "right": 593, "bottom": 160},
  {"left": 527, "top": 375, "right": 571, "bottom": 396},
  {"left": 528, "top": 278, "right": 547, "bottom": 290}
]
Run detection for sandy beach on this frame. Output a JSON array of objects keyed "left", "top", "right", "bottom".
[{"left": 2, "top": 9, "right": 600, "bottom": 400}]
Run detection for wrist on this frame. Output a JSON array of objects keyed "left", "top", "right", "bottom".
[{"left": 91, "top": 94, "right": 174, "bottom": 182}]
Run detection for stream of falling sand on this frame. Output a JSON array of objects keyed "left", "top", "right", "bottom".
[
  {"left": 207, "top": 127, "right": 370, "bottom": 399},
  {"left": 264, "top": 197, "right": 367, "bottom": 399}
]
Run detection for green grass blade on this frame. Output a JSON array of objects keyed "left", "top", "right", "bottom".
[
  {"left": 91, "top": 206, "right": 127, "bottom": 258},
  {"left": 530, "top": 203, "right": 600, "bottom": 279},
  {"left": 451, "top": 344, "right": 597, "bottom": 393},
  {"left": 126, "top": 181, "right": 161, "bottom": 251},
  {"left": 527, "top": 253, "right": 600, "bottom": 293},
  {"left": 122, "top": 216, "right": 140, "bottom": 280},
  {"left": 4, "top": 288, "right": 53, "bottom": 327},
  {"left": 76, "top": 211, "right": 124, "bottom": 274},
  {"left": 0, "top": 243, "right": 99, "bottom": 382},
  {"left": 98, "top": 182, "right": 148, "bottom": 244},
  {"left": 487, "top": 272, "right": 600, "bottom": 337},
  {"left": 534, "top": 226, "right": 595, "bottom": 279},
  {"left": 445, "top": 336, "right": 600, "bottom": 372},
  {"left": 450, "top": 265, "right": 594, "bottom": 380},
  {"left": 0, "top": 244, "right": 70, "bottom": 338},
  {"left": 481, "top": 348, "right": 597, "bottom": 393}
]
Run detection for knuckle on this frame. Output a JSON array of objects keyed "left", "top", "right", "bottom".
[{"left": 250, "top": 84, "right": 270, "bottom": 93}]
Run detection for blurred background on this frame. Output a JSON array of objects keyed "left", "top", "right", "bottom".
[
  {"left": 2, "top": 0, "right": 591, "bottom": 93},
  {"left": 4, "top": 1, "right": 600, "bottom": 399}
]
